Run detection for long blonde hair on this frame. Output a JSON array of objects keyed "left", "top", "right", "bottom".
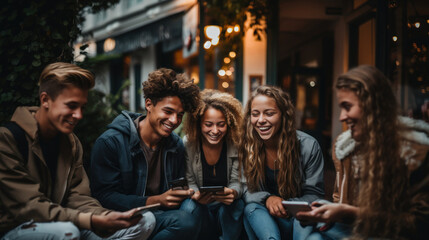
[
  {"left": 336, "top": 65, "right": 408, "bottom": 238},
  {"left": 239, "top": 86, "right": 301, "bottom": 199}
]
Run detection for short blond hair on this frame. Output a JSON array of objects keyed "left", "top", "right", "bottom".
[{"left": 39, "top": 62, "right": 95, "bottom": 99}]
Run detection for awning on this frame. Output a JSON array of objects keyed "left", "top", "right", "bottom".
[{"left": 96, "top": 12, "right": 183, "bottom": 55}]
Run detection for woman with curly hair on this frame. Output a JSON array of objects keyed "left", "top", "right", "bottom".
[
  {"left": 181, "top": 89, "right": 245, "bottom": 240},
  {"left": 297, "top": 65, "right": 429, "bottom": 239},
  {"left": 240, "top": 85, "right": 325, "bottom": 240}
]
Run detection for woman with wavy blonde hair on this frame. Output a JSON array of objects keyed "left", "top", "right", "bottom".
[
  {"left": 297, "top": 65, "right": 429, "bottom": 239},
  {"left": 181, "top": 89, "right": 245, "bottom": 240},
  {"left": 240, "top": 85, "right": 325, "bottom": 240}
]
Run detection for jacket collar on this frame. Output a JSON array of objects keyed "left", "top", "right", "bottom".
[
  {"left": 11, "top": 106, "right": 77, "bottom": 203},
  {"left": 119, "top": 110, "right": 181, "bottom": 153},
  {"left": 334, "top": 116, "right": 429, "bottom": 161}
]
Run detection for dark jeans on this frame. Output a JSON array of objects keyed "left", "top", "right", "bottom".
[
  {"left": 180, "top": 198, "right": 245, "bottom": 240},
  {"left": 149, "top": 208, "right": 201, "bottom": 240}
]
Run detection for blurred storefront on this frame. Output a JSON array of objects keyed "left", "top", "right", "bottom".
[
  {"left": 76, "top": 0, "right": 200, "bottom": 112},
  {"left": 76, "top": 0, "right": 428, "bottom": 157},
  {"left": 265, "top": 0, "right": 429, "bottom": 165}
]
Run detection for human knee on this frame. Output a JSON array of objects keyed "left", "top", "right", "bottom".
[
  {"left": 55, "top": 222, "right": 80, "bottom": 240},
  {"left": 244, "top": 203, "right": 262, "bottom": 216},
  {"left": 180, "top": 199, "right": 202, "bottom": 216},
  {"left": 139, "top": 211, "right": 157, "bottom": 234}
]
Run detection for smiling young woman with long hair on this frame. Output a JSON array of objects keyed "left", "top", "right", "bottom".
[
  {"left": 240, "top": 86, "right": 325, "bottom": 240},
  {"left": 181, "top": 89, "right": 244, "bottom": 240},
  {"left": 297, "top": 65, "right": 429, "bottom": 240}
]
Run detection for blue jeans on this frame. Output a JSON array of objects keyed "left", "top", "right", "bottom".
[
  {"left": 180, "top": 198, "right": 244, "bottom": 240},
  {"left": 305, "top": 222, "right": 352, "bottom": 240},
  {"left": 149, "top": 208, "right": 200, "bottom": 240},
  {"left": 1, "top": 212, "right": 156, "bottom": 240},
  {"left": 243, "top": 202, "right": 313, "bottom": 240}
]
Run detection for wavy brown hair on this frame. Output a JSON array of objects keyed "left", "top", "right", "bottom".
[
  {"left": 142, "top": 68, "right": 200, "bottom": 113},
  {"left": 184, "top": 89, "right": 243, "bottom": 147},
  {"left": 239, "top": 86, "right": 301, "bottom": 199},
  {"left": 336, "top": 65, "right": 409, "bottom": 239}
]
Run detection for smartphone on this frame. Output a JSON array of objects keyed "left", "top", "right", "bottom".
[
  {"left": 281, "top": 201, "right": 311, "bottom": 217},
  {"left": 199, "top": 186, "right": 224, "bottom": 194},
  {"left": 131, "top": 203, "right": 161, "bottom": 217},
  {"left": 168, "top": 177, "right": 188, "bottom": 190}
]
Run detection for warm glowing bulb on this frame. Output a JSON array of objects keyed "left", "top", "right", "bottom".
[
  {"left": 226, "top": 70, "right": 232, "bottom": 76},
  {"left": 204, "top": 41, "right": 211, "bottom": 49},
  {"left": 309, "top": 81, "right": 316, "bottom": 87},
  {"left": 415, "top": 22, "right": 421, "bottom": 28},
  {"left": 224, "top": 57, "right": 231, "bottom": 64},
  {"left": 218, "top": 69, "right": 226, "bottom": 76},
  {"left": 211, "top": 38, "right": 219, "bottom": 46},
  {"left": 222, "top": 82, "right": 229, "bottom": 88},
  {"left": 227, "top": 27, "right": 233, "bottom": 33},
  {"left": 103, "top": 38, "right": 116, "bottom": 52},
  {"left": 392, "top": 36, "right": 398, "bottom": 42},
  {"left": 234, "top": 25, "right": 240, "bottom": 32},
  {"left": 205, "top": 25, "right": 222, "bottom": 39},
  {"left": 229, "top": 51, "right": 236, "bottom": 58}
]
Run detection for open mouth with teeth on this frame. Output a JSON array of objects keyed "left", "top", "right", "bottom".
[
  {"left": 162, "top": 122, "right": 174, "bottom": 132},
  {"left": 257, "top": 126, "right": 272, "bottom": 134},
  {"left": 207, "top": 134, "right": 223, "bottom": 141},
  {"left": 66, "top": 120, "right": 75, "bottom": 126}
]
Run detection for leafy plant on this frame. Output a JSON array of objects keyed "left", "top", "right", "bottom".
[
  {"left": 74, "top": 79, "right": 130, "bottom": 173},
  {"left": 0, "top": 0, "right": 120, "bottom": 124}
]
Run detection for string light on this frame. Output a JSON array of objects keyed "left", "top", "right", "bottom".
[{"left": 204, "top": 41, "right": 212, "bottom": 49}]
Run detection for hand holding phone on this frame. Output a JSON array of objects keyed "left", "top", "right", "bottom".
[
  {"left": 199, "top": 186, "right": 224, "bottom": 194},
  {"left": 169, "top": 177, "right": 188, "bottom": 190},
  {"left": 281, "top": 201, "right": 312, "bottom": 217}
]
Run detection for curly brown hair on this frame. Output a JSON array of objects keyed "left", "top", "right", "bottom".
[
  {"left": 184, "top": 89, "right": 243, "bottom": 146},
  {"left": 336, "top": 65, "right": 408, "bottom": 239},
  {"left": 239, "top": 85, "right": 301, "bottom": 199},
  {"left": 142, "top": 68, "right": 200, "bottom": 113}
]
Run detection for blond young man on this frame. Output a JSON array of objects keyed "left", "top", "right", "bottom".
[{"left": 0, "top": 62, "right": 155, "bottom": 240}]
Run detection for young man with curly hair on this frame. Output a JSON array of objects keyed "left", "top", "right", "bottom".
[
  {"left": 0, "top": 62, "right": 155, "bottom": 240},
  {"left": 90, "top": 68, "right": 201, "bottom": 240}
]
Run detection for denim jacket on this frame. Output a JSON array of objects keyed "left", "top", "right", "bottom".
[{"left": 90, "top": 111, "right": 186, "bottom": 211}]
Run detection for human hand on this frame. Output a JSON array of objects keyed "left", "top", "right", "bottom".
[
  {"left": 266, "top": 195, "right": 288, "bottom": 218},
  {"left": 296, "top": 203, "right": 358, "bottom": 224},
  {"left": 192, "top": 191, "right": 215, "bottom": 204},
  {"left": 212, "top": 187, "right": 237, "bottom": 205},
  {"left": 91, "top": 210, "right": 142, "bottom": 237},
  {"left": 154, "top": 189, "right": 194, "bottom": 208}
]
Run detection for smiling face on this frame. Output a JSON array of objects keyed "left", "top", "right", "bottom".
[
  {"left": 337, "top": 88, "right": 363, "bottom": 141},
  {"left": 201, "top": 107, "right": 227, "bottom": 146},
  {"left": 146, "top": 96, "right": 184, "bottom": 138},
  {"left": 41, "top": 85, "right": 88, "bottom": 136},
  {"left": 250, "top": 95, "right": 282, "bottom": 142}
]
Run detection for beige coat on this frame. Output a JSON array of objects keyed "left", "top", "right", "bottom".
[
  {"left": 0, "top": 107, "right": 108, "bottom": 234},
  {"left": 332, "top": 116, "right": 429, "bottom": 205}
]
